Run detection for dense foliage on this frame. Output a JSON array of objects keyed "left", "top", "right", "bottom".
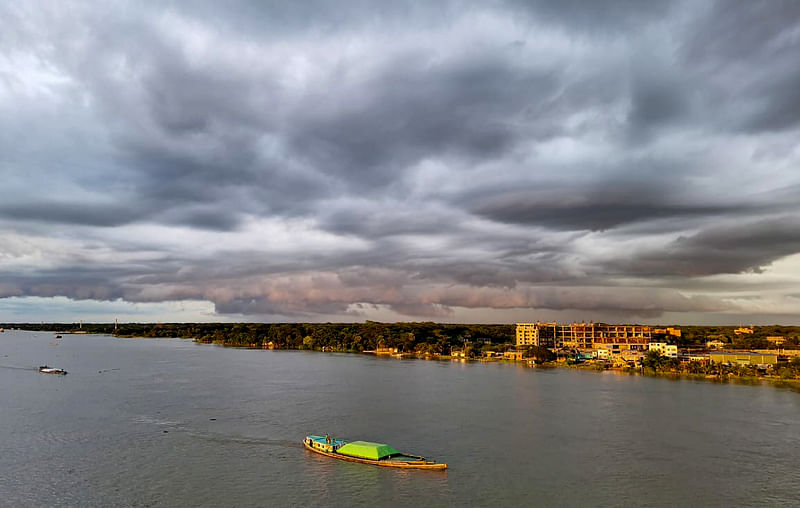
[
  {"left": 636, "top": 350, "right": 800, "bottom": 380},
  {"left": 2, "top": 321, "right": 515, "bottom": 354},
  {"left": 5, "top": 323, "right": 800, "bottom": 351},
  {"left": 673, "top": 325, "right": 800, "bottom": 349}
]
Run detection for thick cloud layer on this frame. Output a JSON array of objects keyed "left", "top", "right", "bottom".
[{"left": 1, "top": 0, "right": 800, "bottom": 323}]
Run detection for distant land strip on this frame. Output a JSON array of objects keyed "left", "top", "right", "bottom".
[{"left": 4, "top": 322, "right": 800, "bottom": 384}]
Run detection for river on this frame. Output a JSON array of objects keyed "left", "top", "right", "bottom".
[{"left": 1, "top": 329, "right": 798, "bottom": 507}]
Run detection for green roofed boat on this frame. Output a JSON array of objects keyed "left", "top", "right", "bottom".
[{"left": 303, "top": 435, "right": 447, "bottom": 470}]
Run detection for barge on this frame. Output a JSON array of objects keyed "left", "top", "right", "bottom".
[{"left": 303, "top": 435, "right": 446, "bottom": 470}]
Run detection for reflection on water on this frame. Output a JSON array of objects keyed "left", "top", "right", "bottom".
[{"left": 1, "top": 329, "right": 799, "bottom": 507}]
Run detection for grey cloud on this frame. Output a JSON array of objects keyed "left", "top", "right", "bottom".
[
  {"left": 470, "top": 182, "right": 740, "bottom": 232},
  {"left": 681, "top": 1, "right": 800, "bottom": 134},
  {"left": 213, "top": 297, "right": 352, "bottom": 318},
  {"left": 0, "top": 202, "right": 144, "bottom": 227},
  {"left": 388, "top": 302, "right": 455, "bottom": 318},
  {"left": 286, "top": 55, "right": 558, "bottom": 190},
  {"left": 683, "top": 0, "right": 800, "bottom": 64},
  {"left": 0, "top": 274, "right": 125, "bottom": 302},
  {"left": 606, "top": 217, "right": 800, "bottom": 277},
  {"left": 0, "top": 284, "right": 23, "bottom": 298},
  {"left": 2, "top": 1, "right": 800, "bottom": 323},
  {"left": 318, "top": 205, "right": 467, "bottom": 238},
  {"left": 505, "top": 0, "right": 679, "bottom": 33},
  {"left": 740, "top": 67, "right": 800, "bottom": 133},
  {"left": 159, "top": 206, "right": 244, "bottom": 231},
  {"left": 626, "top": 68, "right": 691, "bottom": 137},
  {"left": 163, "top": 0, "right": 458, "bottom": 37}
]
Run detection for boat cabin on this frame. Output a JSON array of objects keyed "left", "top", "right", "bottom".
[{"left": 306, "top": 435, "right": 345, "bottom": 454}]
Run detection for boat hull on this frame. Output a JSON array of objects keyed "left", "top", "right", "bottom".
[
  {"left": 39, "top": 366, "right": 67, "bottom": 375},
  {"left": 303, "top": 439, "right": 447, "bottom": 470}
]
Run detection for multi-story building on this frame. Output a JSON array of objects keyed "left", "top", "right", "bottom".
[
  {"left": 589, "top": 324, "right": 652, "bottom": 351},
  {"left": 516, "top": 322, "right": 557, "bottom": 348},
  {"left": 653, "top": 327, "right": 682, "bottom": 337},
  {"left": 516, "top": 322, "right": 652, "bottom": 351},
  {"left": 648, "top": 342, "right": 678, "bottom": 358}
]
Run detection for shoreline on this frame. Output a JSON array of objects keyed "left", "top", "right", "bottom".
[
  {"left": 10, "top": 329, "right": 800, "bottom": 390},
  {"left": 188, "top": 338, "right": 800, "bottom": 390}
]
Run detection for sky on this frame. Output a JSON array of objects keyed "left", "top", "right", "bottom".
[{"left": 1, "top": 1, "right": 800, "bottom": 325}]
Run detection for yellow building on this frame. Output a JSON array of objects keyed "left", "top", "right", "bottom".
[
  {"left": 735, "top": 327, "right": 754, "bottom": 335},
  {"left": 709, "top": 352, "right": 777, "bottom": 365},
  {"left": 653, "top": 327, "right": 682, "bottom": 337},
  {"left": 516, "top": 322, "right": 556, "bottom": 348}
]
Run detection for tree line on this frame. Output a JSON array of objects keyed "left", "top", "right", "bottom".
[
  {"left": 5, "top": 322, "right": 800, "bottom": 352},
  {"left": 1, "top": 321, "right": 515, "bottom": 354},
  {"left": 638, "top": 349, "right": 800, "bottom": 380}
]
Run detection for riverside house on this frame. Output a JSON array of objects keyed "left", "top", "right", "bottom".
[{"left": 503, "top": 350, "right": 524, "bottom": 361}]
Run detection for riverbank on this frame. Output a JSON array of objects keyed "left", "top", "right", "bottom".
[
  {"left": 560, "top": 361, "right": 800, "bottom": 391},
  {"left": 9, "top": 328, "right": 800, "bottom": 390},
  {"left": 192, "top": 338, "right": 800, "bottom": 390}
]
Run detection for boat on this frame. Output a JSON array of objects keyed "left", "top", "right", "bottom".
[
  {"left": 54, "top": 334, "right": 62, "bottom": 339},
  {"left": 303, "top": 435, "right": 447, "bottom": 470},
  {"left": 39, "top": 366, "right": 67, "bottom": 375}
]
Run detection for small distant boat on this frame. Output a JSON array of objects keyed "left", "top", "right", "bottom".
[
  {"left": 54, "top": 334, "right": 62, "bottom": 339},
  {"left": 303, "top": 435, "right": 446, "bottom": 470},
  {"left": 39, "top": 366, "right": 67, "bottom": 375}
]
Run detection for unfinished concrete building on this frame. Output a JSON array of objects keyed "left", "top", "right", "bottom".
[{"left": 516, "top": 322, "right": 653, "bottom": 351}]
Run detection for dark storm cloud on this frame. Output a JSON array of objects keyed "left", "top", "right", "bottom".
[
  {"left": 626, "top": 68, "right": 691, "bottom": 136},
  {"left": 285, "top": 55, "right": 558, "bottom": 190},
  {"left": 2, "top": 0, "right": 800, "bottom": 322},
  {"left": 214, "top": 297, "right": 352, "bottom": 318},
  {"left": 319, "top": 208, "right": 459, "bottom": 238},
  {"left": 473, "top": 191, "right": 735, "bottom": 232},
  {"left": 505, "top": 0, "right": 679, "bottom": 32},
  {"left": 0, "top": 202, "right": 143, "bottom": 227},
  {"left": 0, "top": 267, "right": 130, "bottom": 302},
  {"left": 468, "top": 174, "right": 747, "bottom": 232},
  {"left": 739, "top": 67, "right": 800, "bottom": 133},
  {"left": 606, "top": 217, "right": 800, "bottom": 277},
  {"left": 682, "top": 0, "right": 800, "bottom": 133},
  {"left": 683, "top": 0, "right": 800, "bottom": 64}
]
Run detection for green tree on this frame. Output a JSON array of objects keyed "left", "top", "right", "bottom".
[
  {"left": 641, "top": 350, "right": 668, "bottom": 372},
  {"left": 523, "top": 345, "right": 556, "bottom": 362}
]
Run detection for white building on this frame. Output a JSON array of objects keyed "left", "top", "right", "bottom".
[
  {"left": 594, "top": 349, "right": 610, "bottom": 360},
  {"left": 648, "top": 342, "right": 678, "bottom": 358}
]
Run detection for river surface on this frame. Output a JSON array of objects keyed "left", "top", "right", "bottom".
[{"left": 1, "top": 329, "right": 799, "bottom": 507}]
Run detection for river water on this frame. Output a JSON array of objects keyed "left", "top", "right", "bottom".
[{"left": 1, "top": 329, "right": 799, "bottom": 507}]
